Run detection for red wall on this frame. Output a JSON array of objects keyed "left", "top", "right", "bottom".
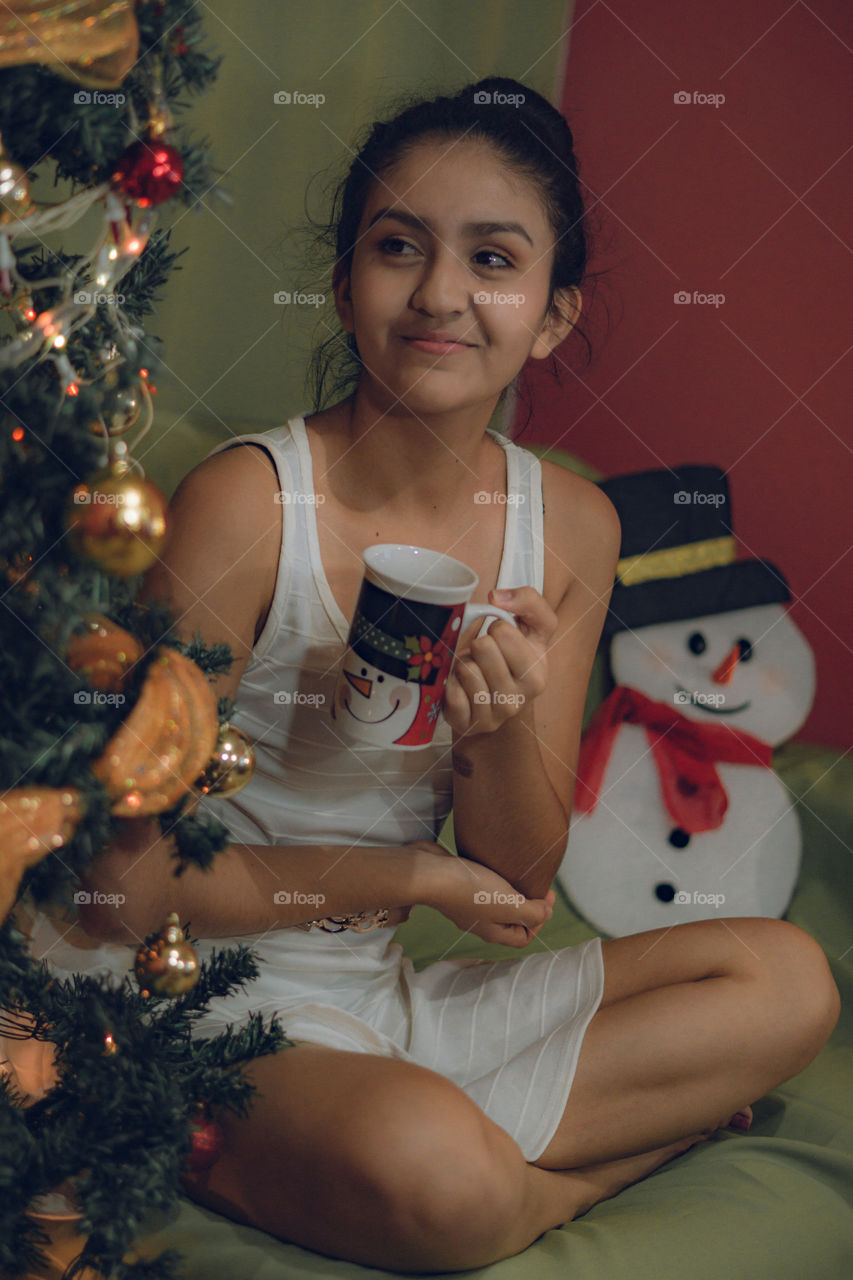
[{"left": 516, "top": 0, "right": 852, "bottom": 751}]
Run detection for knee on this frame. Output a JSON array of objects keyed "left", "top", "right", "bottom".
[
  {"left": 349, "top": 1070, "right": 525, "bottom": 1268},
  {"left": 751, "top": 919, "right": 840, "bottom": 1067}
]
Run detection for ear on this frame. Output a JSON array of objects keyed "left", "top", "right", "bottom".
[
  {"left": 332, "top": 260, "right": 354, "bottom": 335},
  {"left": 528, "top": 286, "right": 582, "bottom": 360}
]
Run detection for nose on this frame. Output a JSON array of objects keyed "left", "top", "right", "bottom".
[
  {"left": 345, "top": 670, "right": 372, "bottom": 698},
  {"left": 410, "top": 247, "right": 468, "bottom": 317},
  {"left": 711, "top": 644, "right": 740, "bottom": 684}
]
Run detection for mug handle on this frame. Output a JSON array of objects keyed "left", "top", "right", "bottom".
[{"left": 461, "top": 602, "right": 518, "bottom": 633}]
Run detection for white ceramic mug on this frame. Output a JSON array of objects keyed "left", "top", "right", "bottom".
[{"left": 330, "top": 544, "right": 517, "bottom": 749}]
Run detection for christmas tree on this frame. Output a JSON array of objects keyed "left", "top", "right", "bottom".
[{"left": 0, "top": 4, "right": 290, "bottom": 1277}]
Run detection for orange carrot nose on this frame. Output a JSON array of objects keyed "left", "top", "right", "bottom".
[
  {"left": 712, "top": 645, "right": 740, "bottom": 684},
  {"left": 345, "top": 670, "right": 372, "bottom": 698}
]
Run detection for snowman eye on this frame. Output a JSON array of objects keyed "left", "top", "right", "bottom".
[
  {"left": 377, "top": 674, "right": 385, "bottom": 682},
  {"left": 737, "top": 638, "right": 753, "bottom": 662},
  {"left": 360, "top": 667, "right": 368, "bottom": 676},
  {"left": 687, "top": 631, "right": 707, "bottom": 655}
]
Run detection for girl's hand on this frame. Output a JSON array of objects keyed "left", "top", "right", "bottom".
[
  {"left": 410, "top": 840, "right": 556, "bottom": 948},
  {"left": 443, "top": 586, "right": 558, "bottom": 738}
]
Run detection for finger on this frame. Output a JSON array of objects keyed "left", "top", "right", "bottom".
[{"left": 490, "top": 585, "right": 556, "bottom": 637}]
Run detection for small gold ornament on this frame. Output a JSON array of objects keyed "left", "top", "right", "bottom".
[
  {"left": 134, "top": 912, "right": 200, "bottom": 997},
  {"left": 102, "top": 1031, "right": 118, "bottom": 1056},
  {"left": 103, "top": 384, "right": 142, "bottom": 436},
  {"left": 194, "top": 723, "right": 256, "bottom": 797},
  {"left": 64, "top": 463, "right": 168, "bottom": 578}
]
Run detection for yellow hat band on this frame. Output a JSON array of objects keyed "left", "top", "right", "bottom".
[{"left": 616, "top": 535, "right": 736, "bottom": 588}]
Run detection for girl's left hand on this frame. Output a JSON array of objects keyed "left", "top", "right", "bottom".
[{"left": 443, "top": 586, "right": 558, "bottom": 738}]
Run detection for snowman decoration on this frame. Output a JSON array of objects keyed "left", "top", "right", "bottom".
[{"left": 557, "top": 465, "right": 815, "bottom": 937}]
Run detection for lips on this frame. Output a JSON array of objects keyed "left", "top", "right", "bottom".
[{"left": 402, "top": 332, "right": 476, "bottom": 355}]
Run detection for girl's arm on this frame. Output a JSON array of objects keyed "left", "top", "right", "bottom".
[{"left": 446, "top": 477, "right": 622, "bottom": 903}]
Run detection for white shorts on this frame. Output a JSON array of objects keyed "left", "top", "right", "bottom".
[{"left": 23, "top": 912, "right": 604, "bottom": 1163}]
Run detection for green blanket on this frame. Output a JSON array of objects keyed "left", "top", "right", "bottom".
[{"left": 136, "top": 740, "right": 853, "bottom": 1278}]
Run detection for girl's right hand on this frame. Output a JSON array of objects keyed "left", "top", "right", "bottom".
[{"left": 407, "top": 841, "right": 555, "bottom": 948}]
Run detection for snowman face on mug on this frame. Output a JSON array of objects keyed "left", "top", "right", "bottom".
[{"left": 332, "top": 651, "right": 420, "bottom": 745}]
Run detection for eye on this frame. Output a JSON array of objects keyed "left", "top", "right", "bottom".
[
  {"left": 378, "top": 236, "right": 418, "bottom": 257},
  {"left": 360, "top": 667, "right": 368, "bottom": 676},
  {"left": 687, "top": 631, "right": 707, "bottom": 655},
  {"left": 473, "top": 248, "right": 512, "bottom": 269},
  {"left": 378, "top": 674, "right": 385, "bottom": 682},
  {"left": 737, "top": 638, "right": 753, "bottom": 662}
]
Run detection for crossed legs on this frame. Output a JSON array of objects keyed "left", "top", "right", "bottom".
[{"left": 182, "top": 917, "right": 840, "bottom": 1272}]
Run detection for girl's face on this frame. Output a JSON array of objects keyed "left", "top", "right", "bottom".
[{"left": 334, "top": 138, "right": 580, "bottom": 419}]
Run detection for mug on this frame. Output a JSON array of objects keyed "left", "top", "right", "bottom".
[{"left": 330, "top": 543, "right": 517, "bottom": 749}]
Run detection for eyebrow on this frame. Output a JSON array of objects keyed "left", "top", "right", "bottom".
[{"left": 366, "top": 206, "right": 534, "bottom": 248}]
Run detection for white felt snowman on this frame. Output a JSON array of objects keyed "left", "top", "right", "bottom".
[{"left": 557, "top": 465, "right": 815, "bottom": 938}]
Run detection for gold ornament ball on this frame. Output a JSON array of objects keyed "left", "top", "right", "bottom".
[
  {"left": 194, "top": 723, "right": 256, "bottom": 797},
  {"left": 64, "top": 467, "right": 167, "bottom": 578},
  {"left": 0, "top": 158, "right": 32, "bottom": 224},
  {"left": 134, "top": 912, "right": 200, "bottom": 997},
  {"left": 105, "top": 386, "right": 143, "bottom": 436}
]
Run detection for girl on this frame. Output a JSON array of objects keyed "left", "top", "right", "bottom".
[{"left": 64, "top": 77, "right": 838, "bottom": 1272}]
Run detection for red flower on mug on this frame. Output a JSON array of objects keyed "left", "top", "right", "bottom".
[{"left": 406, "top": 634, "right": 446, "bottom": 681}]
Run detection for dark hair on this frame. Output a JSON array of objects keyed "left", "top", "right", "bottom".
[{"left": 304, "top": 76, "right": 600, "bottom": 428}]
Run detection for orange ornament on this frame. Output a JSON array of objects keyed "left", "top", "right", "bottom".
[
  {"left": 92, "top": 647, "right": 219, "bottom": 816},
  {"left": 66, "top": 615, "right": 143, "bottom": 692},
  {"left": 0, "top": 786, "right": 84, "bottom": 918}
]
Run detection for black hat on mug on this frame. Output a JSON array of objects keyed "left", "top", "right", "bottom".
[{"left": 599, "top": 465, "right": 790, "bottom": 639}]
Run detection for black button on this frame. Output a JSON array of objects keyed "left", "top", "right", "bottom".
[
  {"left": 655, "top": 883, "right": 676, "bottom": 903},
  {"left": 668, "top": 827, "right": 691, "bottom": 848}
]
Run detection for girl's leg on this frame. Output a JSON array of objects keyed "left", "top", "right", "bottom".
[
  {"left": 181, "top": 1041, "right": 713, "bottom": 1273},
  {"left": 532, "top": 916, "right": 840, "bottom": 1170}
]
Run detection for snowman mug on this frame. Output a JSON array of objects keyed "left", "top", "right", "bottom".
[{"left": 330, "top": 543, "right": 518, "bottom": 749}]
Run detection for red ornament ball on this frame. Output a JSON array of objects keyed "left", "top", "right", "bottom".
[
  {"left": 186, "top": 1114, "right": 224, "bottom": 1173},
  {"left": 112, "top": 140, "right": 184, "bottom": 207}
]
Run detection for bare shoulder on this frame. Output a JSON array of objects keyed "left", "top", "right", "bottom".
[
  {"left": 540, "top": 458, "right": 622, "bottom": 603},
  {"left": 139, "top": 442, "right": 283, "bottom": 702}
]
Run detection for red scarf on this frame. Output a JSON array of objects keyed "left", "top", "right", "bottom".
[{"left": 574, "top": 685, "right": 773, "bottom": 833}]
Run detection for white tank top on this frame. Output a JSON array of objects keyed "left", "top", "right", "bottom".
[{"left": 196, "top": 412, "right": 545, "bottom": 850}]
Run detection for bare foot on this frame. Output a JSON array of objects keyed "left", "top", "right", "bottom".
[{"left": 569, "top": 1131, "right": 712, "bottom": 1219}]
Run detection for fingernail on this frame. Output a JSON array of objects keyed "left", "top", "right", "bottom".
[
  {"left": 729, "top": 1111, "right": 752, "bottom": 1130},
  {"left": 494, "top": 589, "right": 514, "bottom": 599}
]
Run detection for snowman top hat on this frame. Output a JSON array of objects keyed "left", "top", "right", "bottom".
[{"left": 599, "top": 465, "right": 790, "bottom": 638}]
